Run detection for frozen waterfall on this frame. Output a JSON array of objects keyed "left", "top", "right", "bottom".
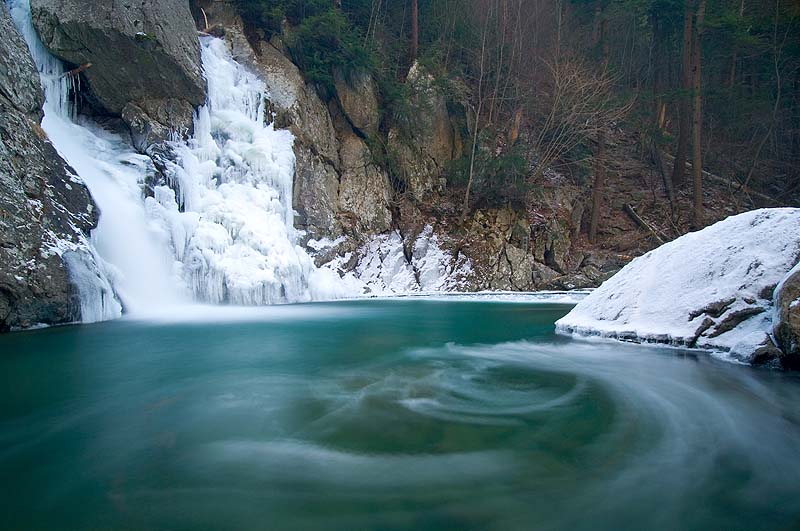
[
  {"left": 8, "top": 0, "right": 349, "bottom": 321},
  {"left": 150, "top": 38, "right": 346, "bottom": 305}
]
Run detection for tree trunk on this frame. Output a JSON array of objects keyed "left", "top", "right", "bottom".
[
  {"left": 508, "top": 107, "right": 523, "bottom": 146},
  {"left": 691, "top": 0, "right": 706, "bottom": 229},
  {"left": 671, "top": 0, "right": 694, "bottom": 187},
  {"left": 410, "top": 0, "right": 419, "bottom": 63},
  {"left": 462, "top": 11, "right": 489, "bottom": 222},
  {"left": 590, "top": 12, "right": 610, "bottom": 243},
  {"left": 728, "top": 0, "right": 745, "bottom": 88},
  {"left": 589, "top": 132, "right": 606, "bottom": 244}
]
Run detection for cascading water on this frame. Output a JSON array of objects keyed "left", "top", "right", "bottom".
[
  {"left": 7, "top": 0, "right": 348, "bottom": 320},
  {"left": 7, "top": 0, "right": 186, "bottom": 319}
]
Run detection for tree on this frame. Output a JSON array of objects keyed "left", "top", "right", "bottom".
[
  {"left": 589, "top": 4, "right": 610, "bottom": 243},
  {"left": 672, "top": 0, "right": 694, "bottom": 188},
  {"left": 462, "top": 3, "right": 490, "bottom": 221},
  {"left": 410, "top": 0, "right": 419, "bottom": 62},
  {"left": 691, "top": 0, "right": 706, "bottom": 228}
]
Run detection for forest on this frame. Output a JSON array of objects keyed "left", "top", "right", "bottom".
[{"left": 235, "top": 0, "right": 800, "bottom": 237}]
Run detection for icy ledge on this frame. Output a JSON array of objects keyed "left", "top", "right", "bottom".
[{"left": 556, "top": 208, "right": 800, "bottom": 365}]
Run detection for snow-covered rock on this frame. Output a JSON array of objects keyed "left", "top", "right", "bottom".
[
  {"left": 316, "top": 226, "right": 473, "bottom": 295},
  {"left": 556, "top": 208, "right": 800, "bottom": 366}
]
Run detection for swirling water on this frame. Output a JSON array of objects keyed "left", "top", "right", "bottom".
[{"left": 1, "top": 299, "right": 799, "bottom": 530}]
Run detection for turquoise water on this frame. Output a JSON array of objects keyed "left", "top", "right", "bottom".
[{"left": 1, "top": 299, "right": 799, "bottom": 530}]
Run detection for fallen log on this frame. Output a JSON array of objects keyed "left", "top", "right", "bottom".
[{"left": 624, "top": 203, "right": 665, "bottom": 245}]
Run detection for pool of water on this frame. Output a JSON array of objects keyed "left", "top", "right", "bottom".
[{"left": 1, "top": 299, "right": 799, "bottom": 530}]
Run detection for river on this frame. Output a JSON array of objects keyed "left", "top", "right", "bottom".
[{"left": 1, "top": 298, "right": 799, "bottom": 530}]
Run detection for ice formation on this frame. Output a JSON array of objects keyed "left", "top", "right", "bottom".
[
  {"left": 9, "top": 0, "right": 350, "bottom": 319},
  {"left": 148, "top": 37, "right": 349, "bottom": 305},
  {"left": 556, "top": 208, "right": 800, "bottom": 361},
  {"left": 8, "top": 0, "right": 497, "bottom": 320}
]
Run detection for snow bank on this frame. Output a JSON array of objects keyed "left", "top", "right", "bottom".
[{"left": 556, "top": 208, "right": 800, "bottom": 362}]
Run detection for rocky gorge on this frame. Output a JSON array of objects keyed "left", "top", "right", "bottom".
[{"left": 0, "top": 0, "right": 797, "bottom": 367}]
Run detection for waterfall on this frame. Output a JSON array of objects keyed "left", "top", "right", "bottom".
[
  {"left": 7, "top": 0, "right": 348, "bottom": 321},
  {"left": 7, "top": 0, "right": 186, "bottom": 319},
  {"left": 148, "top": 38, "right": 342, "bottom": 305}
]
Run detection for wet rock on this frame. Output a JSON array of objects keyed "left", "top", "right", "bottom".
[
  {"left": 31, "top": 0, "right": 205, "bottom": 149},
  {"left": 122, "top": 99, "right": 194, "bottom": 153},
  {"left": 0, "top": 3, "right": 100, "bottom": 330}
]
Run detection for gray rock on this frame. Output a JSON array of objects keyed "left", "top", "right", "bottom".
[
  {"left": 491, "top": 245, "right": 533, "bottom": 291},
  {"left": 122, "top": 99, "right": 194, "bottom": 153},
  {"left": 337, "top": 129, "right": 392, "bottom": 235},
  {"left": 0, "top": 4, "right": 43, "bottom": 117},
  {"left": 334, "top": 68, "right": 379, "bottom": 136},
  {"left": 329, "top": 102, "right": 392, "bottom": 236},
  {"left": 0, "top": 3, "right": 101, "bottom": 331},
  {"left": 774, "top": 265, "right": 800, "bottom": 365},
  {"left": 533, "top": 218, "right": 572, "bottom": 274},
  {"left": 31, "top": 0, "right": 205, "bottom": 149},
  {"left": 292, "top": 147, "right": 341, "bottom": 239}
]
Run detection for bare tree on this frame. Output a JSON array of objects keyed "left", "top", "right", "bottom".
[
  {"left": 462, "top": 5, "right": 491, "bottom": 222},
  {"left": 672, "top": 0, "right": 694, "bottom": 187},
  {"left": 691, "top": 0, "right": 706, "bottom": 228},
  {"left": 410, "top": 0, "right": 419, "bottom": 63},
  {"left": 529, "top": 58, "right": 632, "bottom": 182},
  {"left": 589, "top": 12, "right": 611, "bottom": 243}
]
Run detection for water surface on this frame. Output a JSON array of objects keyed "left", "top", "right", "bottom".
[{"left": 1, "top": 299, "right": 799, "bottom": 530}]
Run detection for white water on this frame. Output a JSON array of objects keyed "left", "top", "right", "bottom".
[
  {"left": 8, "top": 0, "right": 185, "bottom": 320},
  {"left": 8, "top": 0, "right": 349, "bottom": 319}
]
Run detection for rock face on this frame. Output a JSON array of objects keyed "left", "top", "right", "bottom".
[
  {"left": 556, "top": 209, "right": 800, "bottom": 366},
  {"left": 30, "top": 0, "right": 205, "bottom": 151},
  {"left": 388, "top": 62, "right": 462, "bottom": 200},
  {"left": 774, "top": 265, "right": 800, "bottom": 366},
  {"left": 0, "top": 3, "right": 100, "bottom": 330},
  {"left": 334, "top": 68, "right": 379, "bottom": 137}
]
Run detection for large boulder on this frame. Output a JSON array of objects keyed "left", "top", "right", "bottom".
[
  {"left": 31, "top": 0, "right": 205, "bottom": 150},
  {"left": 0, "top": 3, "right": 103, "bottom": 330},
  {"left": 774, "top": 264, "right": 800, "bottom": 366},
  {"left": 334, "top": 68, "right": 379, "bottom": 137},
  {"left": 0, "top": 4, "right": 43, "bottom": 117},
  {"left": 388, "top": 62, "right": 462, "bottom": 200},
  {"left": 557, "top": 209, "right": 800, "bottom": 366}
]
